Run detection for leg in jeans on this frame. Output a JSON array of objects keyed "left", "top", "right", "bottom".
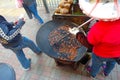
[
  {"left": 90, "top": 54, "right": 116, "bottom": 77},
  {"left": 90, "top": 54, "right": 103, "bottom": 77},
  {"left": 21, "top": 37, "right": 41, "bottom": 54},
  {"left": 28, "top": 3, "right": 44, "bottom": 24},
  {"left": 104, "top": 60, "right": 116, "bottom": 75},
  {"left": 10, "top": 37, "right": 41, "bottom": 68},
  {"left": 12, "top": 49, "right": 30, "bottom": 69}
]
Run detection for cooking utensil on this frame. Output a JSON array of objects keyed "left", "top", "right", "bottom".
[
  {"left": 69, "top": 18, "right": 93, "bottom": 35},
  {"left": 36, "top": 20, "right": 87, "bottom": 62}
]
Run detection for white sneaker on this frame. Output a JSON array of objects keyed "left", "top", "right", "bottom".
[
  {"left": 22, "top": 67, "right": 30, "bottom": 71},
  {"left": 21, "top": 58, "right": 31, "bottom": 71},
  {"left": 90, "top": 76, "right": 96, "bottom": 80}
]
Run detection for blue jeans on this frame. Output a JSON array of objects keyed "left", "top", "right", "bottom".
[
  {"left": 28, "top": 3, "right": 44, "bottom": 24},
  {"left": 90, "top": 53, "right": 116, "bottom": 77},
  {"left": 6, "top": 37, "right": 41, "bottom": 69}
]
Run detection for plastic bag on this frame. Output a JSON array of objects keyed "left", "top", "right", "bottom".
[{"left": 15, "top": 0, "right": 23, "bottom": 8}]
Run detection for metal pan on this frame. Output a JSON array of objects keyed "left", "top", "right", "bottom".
[{"left": 36, "top": 19, "right": 87, "bottom": 62}]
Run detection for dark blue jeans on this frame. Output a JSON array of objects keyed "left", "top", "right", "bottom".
[
  {"left": 6, "top": 37, "right": 41, "bottom": 69},
  {"left": 28, "top": 3, "right": 44, "bottom": 24},
  {"left": 90, "top": 53, "right": 116, "bottom": 77}
]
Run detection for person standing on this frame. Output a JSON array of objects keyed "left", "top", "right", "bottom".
[
  {"left": 22, "top": 0, "right": 44, "bottom": 24},
  {"left": 69, "top": 0, "right": 120, "bottom": 79},
  {"left": 85, "top": 19, "right": 120, "bottom": 78},
  {"left": 0, "top": 15, "right": 42, "bottom": 70},
  {"left": 70, "top": 20, "right": 120, "bottom": 79}
]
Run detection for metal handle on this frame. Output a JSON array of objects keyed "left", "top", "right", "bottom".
[{"left": 78, "top": 18, "right": 94, "bottom": 29}]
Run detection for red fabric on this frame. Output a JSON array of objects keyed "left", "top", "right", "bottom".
[{"left": 87, "top": 19, "right": 120, "bottom": 58}]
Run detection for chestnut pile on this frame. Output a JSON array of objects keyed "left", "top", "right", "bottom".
[{"left": 55, "top": 0, "right": 73, "bottom": 14}]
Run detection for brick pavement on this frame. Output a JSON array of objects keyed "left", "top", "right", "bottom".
[{"left": 0, "top": 0, "right": 120, "bottom": 80}]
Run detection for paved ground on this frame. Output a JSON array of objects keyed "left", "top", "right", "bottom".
[{"left": 0, "top": 0, "right": 120, "bottom": 80}]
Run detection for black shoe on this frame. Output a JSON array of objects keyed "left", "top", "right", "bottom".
[{"left": 37, "top": 51, "right": 42, "bottom": 55}]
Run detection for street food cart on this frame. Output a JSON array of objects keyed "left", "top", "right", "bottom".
[{"left": 36, "top": 0, "right": 91, "bottom": 70}]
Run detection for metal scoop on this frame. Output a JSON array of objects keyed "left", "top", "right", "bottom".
[{"left": 69, "top": 18, "right": 94, "bottom": 35}]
